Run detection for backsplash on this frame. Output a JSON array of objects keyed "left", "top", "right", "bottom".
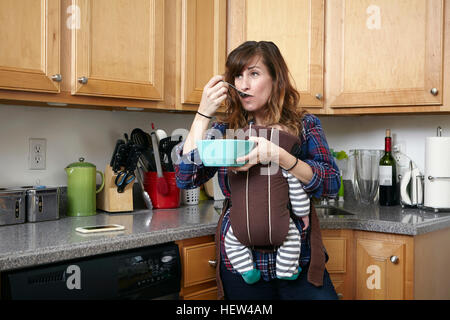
[{"left": 1, "top": 103, "right": 450, "bottom": 187}]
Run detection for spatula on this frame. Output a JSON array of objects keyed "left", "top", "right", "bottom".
[{"left": 150, "top": 131, "right": 169, "bottom": 195}]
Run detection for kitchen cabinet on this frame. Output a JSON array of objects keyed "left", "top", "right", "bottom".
[
  {"left": 227, "top": 0, "right": 448, "bottom": 115},
  {"left": 227, "top": 0, "right": 325, "bottom": 113},
  {"left": 0, "top": 0, "right": 60, "bottom": 93},
  {"left": 354, "top": 228, "right": 450, "bottom": 300},
  {"left": 176, "top": 235, "right": 218, "bottom": 300},
  {"left": 179, "top": 0, "right": 226, "bottom": 106},
  {"left": 0, "top": 0, "right": 226, "bottom": 111},
  {"left": 72, "top": 0, "right": 164, "bottom": 100},
  {"left": 323, "top": 227, "right": 450, "bottom": 300},
  {"left": 326, "top": 0, "right": 444, "bottom": 113},
  {"left": 354, "top": 231, "right": 414, "bottom": 300},
  {"left": 322, "top": 229, "right": 354, "bottom": 300}
]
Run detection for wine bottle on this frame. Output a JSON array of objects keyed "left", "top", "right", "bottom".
[{"left": 379, "top": 129, "right": 397, "bottom": 206}]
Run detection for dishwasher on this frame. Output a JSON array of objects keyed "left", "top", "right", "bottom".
[{"left": 1, "top": 242, "right": 181, "bottom": 300}]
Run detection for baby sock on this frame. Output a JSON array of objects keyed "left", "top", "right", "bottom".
[{"left": 241, "top": 268, "right": 261, "bottom": 284}]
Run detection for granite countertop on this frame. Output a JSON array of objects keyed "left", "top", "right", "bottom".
[
  {"left": 1, "top": 199, "right": 450, "bottom": 272},
  {"left": 316, "top": 200, "right": 450, "bottom": 235},
  {"left": 0, "top": 201, "right": 221, "bottom": 272}
]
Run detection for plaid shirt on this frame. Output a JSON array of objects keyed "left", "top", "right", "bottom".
[{"left": 174, "top": 113, "right": 340, "bottom": 281}]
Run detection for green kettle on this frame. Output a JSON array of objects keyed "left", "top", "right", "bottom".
[{"left": 65, "top": 157, "right": 105, "bottom": 217}]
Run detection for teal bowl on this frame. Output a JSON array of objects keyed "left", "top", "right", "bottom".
[{"left": 197, "top": 139, "right": 255, "bottom": 167}]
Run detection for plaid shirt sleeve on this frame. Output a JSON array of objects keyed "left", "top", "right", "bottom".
[
  {"left": 174, "top": 121, "right": 227, "bottom": 189},
  {"left": 298, "top": 114, "right": 340, "bottom": 198}
]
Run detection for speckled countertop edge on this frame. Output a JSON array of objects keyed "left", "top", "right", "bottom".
[
  {"left": 1, "top": 199, "right": 450, "bottom": 272},
  {"left": 0, "top": 223, "right": 217, "bottom": 272}
]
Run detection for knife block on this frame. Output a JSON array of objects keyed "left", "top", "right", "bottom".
[{"left": 97, "top": 165, "right": 133, "bottom": 212}]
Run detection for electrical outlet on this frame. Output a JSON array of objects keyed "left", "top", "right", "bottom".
[{"left": 29, "top": 138, "right": 46, "bottom": 170}]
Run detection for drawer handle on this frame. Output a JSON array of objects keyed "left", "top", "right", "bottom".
[{"left": 208, "top": 260, "right": 217, "bottom": 268}]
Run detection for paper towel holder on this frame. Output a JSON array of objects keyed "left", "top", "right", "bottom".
[{"left": 420, "top": 126, "right": 450, "bottom": 213}]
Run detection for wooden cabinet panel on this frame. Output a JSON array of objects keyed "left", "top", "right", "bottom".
[
  {"left": 0, "top": 0, "right": 60, "bottom": 93},
  {"left": 72, "top": 0, "right": 164, "bottom": 100},
  {"left": 323, "top": 237, "right": 346, "bottom": 273},
  {"left": 183, "top": 241, "right": 216, "bottom": 287},
  {"left": 355, "top": 231, "right": 414, "bottom": 300},
  {"left": 181, "top": 0, "right": 226, "bottom": 104},
  {"left": 326, "top": 0, "right": 444, "bottom": 108},
  {"left": 322, "top": 229, "right": 354, "bottom": 300},
  {"left": 228, "top": 0, "right": 324, "bottom": 109}
]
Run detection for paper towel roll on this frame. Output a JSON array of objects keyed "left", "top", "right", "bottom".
[{"left": 424, "top": 137, "right": 450, "bottom": 208}]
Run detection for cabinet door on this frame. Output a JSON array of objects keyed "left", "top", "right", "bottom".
[
  {"left": 181, "top": 0, "right": 226, "bottom": 104},
  {"left": 182, "top": 241, "right": 216, "bottom": 287},
  {"left": 355, "top": 232, "right": 413, "bottom": 300},
  {"left": 228, "top": 0, "right": 324, "bottom": 109},
  {"left": 322, "top": 229, "right": 354, "bottom": 300},
  {"left": 0, "top": 0, "right": 60, "bottom": 93},
  {"left": 72, "top": 0, "right": 164, "bottom": 100},
  {"left": 326, "top": 0, "right": 444, "bottom": 108}
]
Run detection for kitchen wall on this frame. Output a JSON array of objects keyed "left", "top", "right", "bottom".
[{"left": 1, "top": 103, "right": 449, "bottom": 187}]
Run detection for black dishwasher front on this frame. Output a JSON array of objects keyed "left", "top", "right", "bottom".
[{"left": 1, "top": 242, "right": 181, "bottom": 300}]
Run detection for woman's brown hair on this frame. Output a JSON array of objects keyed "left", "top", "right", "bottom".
[{"left": 219, "top": 41, "right": 305, "bottom": 137}]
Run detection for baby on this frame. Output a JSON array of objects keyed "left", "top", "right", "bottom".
[{"left": 224, "top": 168, "right": 310, "bottom": 284}]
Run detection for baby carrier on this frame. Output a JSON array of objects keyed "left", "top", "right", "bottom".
[{"left": 228, "top": 125, "right": 302, "bottom": 247}]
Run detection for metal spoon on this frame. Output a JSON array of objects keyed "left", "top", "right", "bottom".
[{"left": 223, "top": 81, "right": 253, "bottom": 98}]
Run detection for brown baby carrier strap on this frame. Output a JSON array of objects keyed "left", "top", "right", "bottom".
[{"left": 228, "top": 124, "right": 301, "bottom": 248}]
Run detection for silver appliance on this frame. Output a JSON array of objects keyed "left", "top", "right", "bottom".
[
  {"left": 21, "top": 186, "right": 60, "bottom": 222},
  {"left": 0, "top": 188, "right": 26, "bottom": 226}
]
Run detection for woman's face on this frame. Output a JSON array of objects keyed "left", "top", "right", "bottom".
[{"left": 234, "top": 56, "right": 273, "bottom": 114}]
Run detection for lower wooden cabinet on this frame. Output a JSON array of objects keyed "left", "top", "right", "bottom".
[
  {"left": 176, "top": 235, "right": 218, "bottom": 300},
  {"left": 324, "top": 228, "right": 450, "bottom": 300},
  {"left": 354, "top": 231, "right": 414, "bottom": 300},
  {"left": 177, "top": 227, "right": 450, "bottom": 300},
  {"left": 322, "top": 229, "right": 354, "bottom": 300}
]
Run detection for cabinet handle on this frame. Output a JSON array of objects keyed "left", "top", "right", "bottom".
[
  {"left": 390, "top": 255, "right": 399, "bottom": 264},
  {"left": 315, "top": 93, "right": 323, "bottom": 100},
  {"left": 78, "top": 76, "right": 88, "bottom": 84},
  {"left": 208, "top": 260, "right": 217, "bottom": 268},
  {"left": 51, "top": 74, "right": 62, "bottom": 82},
  {"left": 430, "top": 88, "right": 439, "bottom": 96}
]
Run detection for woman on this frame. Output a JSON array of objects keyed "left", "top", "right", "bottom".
[{"left": 174, "top": 41, "right": 340, "bottom": 300}]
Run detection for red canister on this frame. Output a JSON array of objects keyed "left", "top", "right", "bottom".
[{"left": 144, "top": 172, "right": 180, "bottom": 209}]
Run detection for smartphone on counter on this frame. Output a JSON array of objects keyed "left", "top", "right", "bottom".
[{"left": 75, "top": 224, "right": 125, "bottom": 234}]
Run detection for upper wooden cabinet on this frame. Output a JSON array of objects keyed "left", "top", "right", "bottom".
[
  {"left": 0, "top": 0, "right": 60, "bottom": 93},
  {"left": 180, "top": 0, "right": 226, "bottom": 105},
  {"left": 326, "top": 0, "right": 444, "bottom": 109},
  {"left": 228, "top": 0, "right": 325, "bottom": 110},
  {"left": 0, "top": 0, "right": 447, "bottom": 115},
  {"left": 72, "top": 0, "right": 164, "bottom": 100}
]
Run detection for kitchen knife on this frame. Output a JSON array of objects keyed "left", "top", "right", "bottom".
[{"left": 110, "top": 139, "right": 125, "bottom": 167}]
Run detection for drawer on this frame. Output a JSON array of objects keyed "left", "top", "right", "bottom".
[
  {"left": 183, "top": 241, "right": 216, "bottom": 287},
  {"left": 323, "top": 237, "right": 347, "bottom": 273}
]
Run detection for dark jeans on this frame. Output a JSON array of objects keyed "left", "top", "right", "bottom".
[{"left": 220, "top": 261, "right": 338, "bottom": 300}]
